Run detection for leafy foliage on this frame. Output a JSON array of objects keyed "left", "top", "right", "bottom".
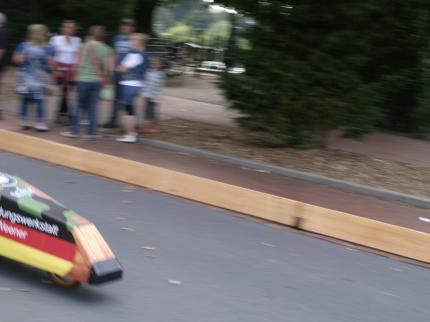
[
  {"left": 154, "top": 0, "right": 232, "bottom": 46},
  {"left": 215, "top": 0, "right": 430, "bottom": 146}
]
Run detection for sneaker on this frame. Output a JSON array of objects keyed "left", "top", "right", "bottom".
[
  {"left": 116, "top": 134, "right": 137, "bottom": 143},
  {"left": 60, "top": 131, "right": 79, "bottom": 138},
  {"left": 35, "top": 124, "right": 49, "bottom": 132}
]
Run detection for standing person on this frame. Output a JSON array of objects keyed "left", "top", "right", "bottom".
[
  {"left": 103, "top": 18, "right": 135, "bottom": 129},
  {"left": 116, "top": 33, "right": 149, "bottom": 143},
  {"left": 50, "top": 20, "right": 81, "bottom": 124},
  {"left": 61, "top": 26, "right": 113, "bottom": 139},
  {"left": 0, "top": 13, "right": 7, "bottom": 78},
  {"left": 13, "top": 24, "right": 54, "bottom": 132},
  {"left": 0, "top": 13, "right": 8, "bottom": 119},
  {"left": 140, "top": 56, "right": 165, "bottom": 134}
]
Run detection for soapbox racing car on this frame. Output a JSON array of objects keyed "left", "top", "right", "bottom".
[{"left": 0, "top": 172, "right": 122, "bottom": 288}]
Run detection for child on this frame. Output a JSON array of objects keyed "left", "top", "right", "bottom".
[
  {"left": 116, "top": 33, "right": 149, "bottom": 143},
  {"left": 13, "top": 24, "right": 54, "bottom": 132},
  {"left": 140, "top": 56, "right": 165, "bottom": 134}
]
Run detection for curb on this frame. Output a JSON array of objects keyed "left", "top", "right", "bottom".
[
  {"left": 139, "top": 138, "right": 430, "bottom": 209},
  {"left": 2, "top": 130, "right": 430, "bottom": 264}
]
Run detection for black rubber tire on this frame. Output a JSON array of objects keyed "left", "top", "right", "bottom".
[{"left": 47, "top": 272, "right": 81, "bottom": 289}]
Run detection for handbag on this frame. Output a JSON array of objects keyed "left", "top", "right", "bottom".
[{"left": 99, "top": 86, "right": 115, "bottom": 101}]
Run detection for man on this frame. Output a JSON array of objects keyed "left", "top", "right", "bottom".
[
  {"left": 103, "top": 18, "right": 135, "bottom": 129},
  {"left": 0, "top": 13, "right": 8, "bottom": 120},
  {"left": 0, "top": 13, "right": 6, "bottom": 62}
]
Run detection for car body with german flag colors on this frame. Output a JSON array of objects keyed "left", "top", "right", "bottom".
[{"left": 0, "top": 171, "right": 122, "bottom": 288}]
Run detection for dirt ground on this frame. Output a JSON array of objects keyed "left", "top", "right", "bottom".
[{"left": 152, "top": 118, "right": 430, "bottom": 198}]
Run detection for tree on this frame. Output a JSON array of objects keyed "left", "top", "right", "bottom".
[
  {"left": 215, "top": 0, "right": 430, "bottom": 146},
  {"left": 166, "top": 23, "right": 195, "bottom": 42},
  {"left": 203, "top": 20, "right": 231, "bottom": 47},
  {"left": 133, "top": 0, "right": 158, "bottom": 34},
  {"left": 132, "top": 0, "right": 185, "bottom": 34},
  {"left": 153, "top": 7, "right": 176, "bottom": 33}
]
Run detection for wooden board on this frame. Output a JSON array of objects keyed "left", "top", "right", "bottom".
[{"left": 0, "top": 130, "right": 429, "bottom": 263}]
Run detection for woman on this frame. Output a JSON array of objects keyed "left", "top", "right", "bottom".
[
  {"left": 13, "top": 24, "right": 54, "bottom": 132},
  {"left": 50, "top": 20, "right": 81, "bottom": 124},
  {"left": 61, "top": 26, "right": 113, "bottom": 139}
]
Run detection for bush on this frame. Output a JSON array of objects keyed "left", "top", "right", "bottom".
[{"left": 217, "top": 0, "right": 430, "bottom": 147}]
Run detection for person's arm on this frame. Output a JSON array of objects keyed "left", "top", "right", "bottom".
[
  {"left": 46, "top": 46, "right": 56, "bottom": 71},
  {"left": 0, "top": 30, "right": 7, "bottom": 60},
  {"left": 105, "top": 52, "right": 115, "bottom": 79},
  {"left": 12, "top": 51, "right": 23, "bottom": 64},
  {"left": 112, "top": 35, "right": 120, "bottom": 69},
  {"left": 105, "top": 54, "right": 115, "bottom": 85},
  {"left": 12, "top": 43, "right": 25, "bottom": 64},
  {"left": 73, "top": 37, "right": 82, "bottom": 68},
  {"left": 116, "top": 53, "right": 143, "bottom": 73}
]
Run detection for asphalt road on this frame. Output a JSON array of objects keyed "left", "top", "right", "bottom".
[{"left": 0, "top": 152, "right": 429, "bottom": 322}]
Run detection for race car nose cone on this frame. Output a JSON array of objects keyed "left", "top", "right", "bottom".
[{"left": 89, "top": 259, "right": 123, "bottom": 285}]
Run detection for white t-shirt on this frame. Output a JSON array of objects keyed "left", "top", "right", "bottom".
[
  {"left": 50, "top": 35, "right": 81, "bottom": 65},
  {"left": 119, "top": 53, "right": 144, "bottom": 87}
]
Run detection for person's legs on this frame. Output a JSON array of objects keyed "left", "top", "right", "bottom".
[
  {"left": 57, "top": 66, "right": 74, "bottom": 123},
  {"left": 0, "top": 66, "right": 4, "bottom": 120},
  {"left": 19, "top": 96, "right": 31, "bottom": 128},
  {"left": 145, "top": 98, "right": 156, "bottom": 121},
  {"left": 117, "top": 86, "right": 139, "bottom": 143},
  {"left": 70, "top": 82, "right": 86, "bottom": 135},
  {"left": 34, "top": 98, "right": 48, "bottom": 132},
  {"left": 87, "top": 82, "right": 101, "bottom": 136},
  {"left": 140, "top": 98, "right": 159, "bottom": 134},
  {"left": 60, "top": 85, "right": 68, "bottom": 114},
  {"left": 104, "top": 73, "right": 121, "bottom": 128},
  {"left": 35, "top": 98, "right": 45, "bottom": 122},
  {"left": 55, "top": 72, "right": 66, "bottom": 123}
]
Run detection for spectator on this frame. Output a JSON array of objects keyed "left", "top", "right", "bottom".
[
  {"left": 103, "top": 18, "right": 135, "bottom": 129},
  {"left": 13, "top": 24, "right": 54, "bottom": 132},
  {"left": 61, "top": 26, "right": 113, "bottom": 139},
  {"left": 50, "top": 20, "right": 81, "bottom": 124},
  {"left": 116, "top": 33, "right": 149, "bottom": 143},
  {"left": 140, "top": 56, "right": 165, "bottom": 134},
  {"left": 0, "top": 13, "right": 8, "bottom": 118},
  {"left": 0, "top": 13, "right": 7, "bottom": 78}
]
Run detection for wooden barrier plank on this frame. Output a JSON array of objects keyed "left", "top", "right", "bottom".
[
  {"left": 298, "top": 203, "right": 430, "bottom": 262},
  {"left": 0, "top": 130, "right": 429, "bottom": 263}
]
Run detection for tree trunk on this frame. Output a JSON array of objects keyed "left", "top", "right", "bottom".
[{"left": 134, "top": 0, "right": 157, "bottom": 35}]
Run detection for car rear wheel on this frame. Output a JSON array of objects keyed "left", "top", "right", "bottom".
[{"left": 48, "top": 272, "right": 80, "bottom": 289}]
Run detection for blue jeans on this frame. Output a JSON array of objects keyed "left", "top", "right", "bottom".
[
  {"left": 71, "top": 82, "right": 101, "bottom": 135},
  {"left": 20, "top": 97, "right": 45, "bottom": 121},
  {"left": 121, "top": 85, "right": 141, "bottom": 115}
]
